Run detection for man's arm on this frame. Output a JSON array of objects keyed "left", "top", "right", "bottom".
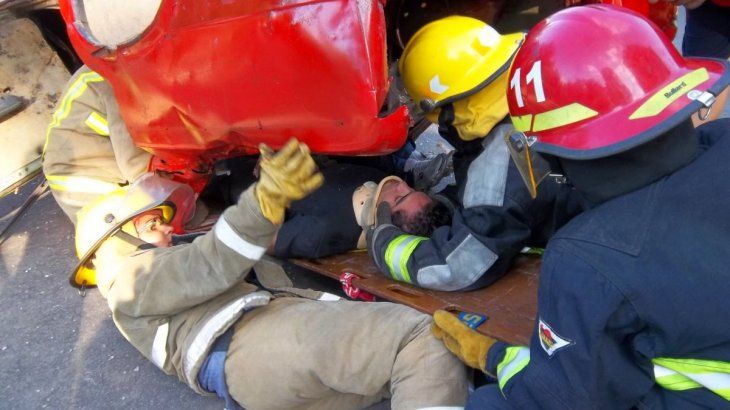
[
  {"left": 103, "top": 185, "right": 276, "bottom": 317},
  {"left": 103, "top": 88, "right": 152, "bottom": 182},
  {"left": 368, "top": 159, "right": 576, "bottom": 292},
  {"left": 478, "top": 243, "right": 655, "bottom": 409},
  {"left": 369, "top": 196, "right": 533, "bottom": 291},
  {"left": 102, "top": 140, "right": 323, "bottom": 317}
]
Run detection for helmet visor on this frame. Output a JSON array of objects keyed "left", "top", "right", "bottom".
[{"left": 504, "top": 132, "right": 551, "bottom": 198}]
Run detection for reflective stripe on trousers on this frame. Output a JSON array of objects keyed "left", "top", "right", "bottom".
[
  {"left": 653, "top": 357, "right": 730, "bottom": 400},
  {"left": 497, "top": 346, "right": 530, "bottom": 392},
  {"left": 384, "top": 234, "right": 426, "bottom": 284}
]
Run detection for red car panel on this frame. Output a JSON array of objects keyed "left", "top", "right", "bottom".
[{"left": 60, "top": 0, "right": 409, "bottom": 190}]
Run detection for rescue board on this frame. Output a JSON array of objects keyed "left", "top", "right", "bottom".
[{"left": 291, "top": 252, "right": 539, "bottom": 345}]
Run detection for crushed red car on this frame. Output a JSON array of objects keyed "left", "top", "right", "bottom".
[{"left": 57, "top": 0, "right": 676, "bottom": 192}]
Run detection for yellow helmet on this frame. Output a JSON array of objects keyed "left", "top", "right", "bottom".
[
  {"left": 398, "top": 16, "right": 524, "bottom": 115},
  {"left": 70, "top": 173, "right": 196, "bottom": 289}
]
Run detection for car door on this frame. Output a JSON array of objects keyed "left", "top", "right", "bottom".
[{"left": 0, "top": 17, "right": 69, "bottom": 197}]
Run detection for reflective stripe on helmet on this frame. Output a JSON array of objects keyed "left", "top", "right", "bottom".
[
  {"left": 384, "top": 234, "right": 426, "bottom": 284},
  {"left": 630, "top": 68, "right": 710, "bottom": 120},
  {"left": 43, "top": 71, "right": 104, "bottom": 156},
  {"left": 511, "top": 114, "right": 533, "bottom": 132},
  {"left": 497, "top": 346, "right": 530, "bottom": 391},
  {"left": 511, "top": 103, "right": 598, "bottom": 133},
  {"left": 84, "top": 111, "right": 110, "bottom": 136},
  {"left": 46, "top": 175, "right": 119, "bottom": 195},
  {"left": 532, "top": 103, "right": 598, "bottom": 132},
  {"left": 653, "top": 357, "right": 730, "bottom": 400}
]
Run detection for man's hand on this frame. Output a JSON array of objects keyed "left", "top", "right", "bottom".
[
  {"left": 432, "top": 310, "right": 497, "bottom": 375},
  {"left": 648, "top": 0, "right": 706, "bottom": 9},
  {"left": 255, "top": 139, "right": 324, "bottom": 224}
]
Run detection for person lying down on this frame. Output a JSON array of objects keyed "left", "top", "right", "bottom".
[{"left": 206, "top": 158, "right": 450, "bottom": 259}]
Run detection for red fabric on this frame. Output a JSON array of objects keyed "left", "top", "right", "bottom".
[
  {"left": 339, "top": 272, "right": 376, "bottom": 302},
  {"left": 711, "top": 0, "right": 730, "bottom": 7}
]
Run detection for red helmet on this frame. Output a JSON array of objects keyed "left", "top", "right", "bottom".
[{"left": 507, "top": 5, "right": 729, "bottom": 160}]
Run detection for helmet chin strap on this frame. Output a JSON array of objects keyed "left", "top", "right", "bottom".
[
  {"left": 688, "top": 90, "right": 716, "bottom": 121},
  {"left": 113, "top": 229, "right": 155, "bottom": 250}
]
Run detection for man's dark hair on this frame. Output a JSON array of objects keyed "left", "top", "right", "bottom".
[{"left": 392, "top": 199, "right": 451, "bottom": 237}]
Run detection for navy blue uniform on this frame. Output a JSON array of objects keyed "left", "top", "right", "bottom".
[
  {"left": 275, "top": 163, "right": 386, "bottom": 259},
  {"left": 370, "top": 123, "right": 583, "bottom": 291},
  {"left": 683, "top": 1, "right": 730, "bottom": 59},
  {"left": 209, "top": 159, "right": 386, "bottom": 259},
  {"left": 471, "top": 120, "right": 730, "bottom": 409}
]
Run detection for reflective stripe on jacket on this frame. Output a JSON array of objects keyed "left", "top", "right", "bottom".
[
  {"left": 654, "top": 357, "right": 730, "bottom": 400},
  {"left": 42, "top": 65, "right": 151, "bottom": 221},
  {"left": 372, "top": 122, "right": 582, "bottom": 291},
  {"left": 479, "top": 121, "right": 730, "bottom": 409},
  {"left": 94, "top": 186, "right": 324, "bottom": 394}
]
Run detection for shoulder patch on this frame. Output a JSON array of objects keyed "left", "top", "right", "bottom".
[{"left": 538, "top": 318, "right": 573, "bottom": 356}]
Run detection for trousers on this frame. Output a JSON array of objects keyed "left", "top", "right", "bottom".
[{"left": 225, "top": 298, "right": 468, "bottom": 410}]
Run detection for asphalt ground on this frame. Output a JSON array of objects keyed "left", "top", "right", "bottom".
[{"left": 0, "top": 176, "right": 228, "bottom": 409}]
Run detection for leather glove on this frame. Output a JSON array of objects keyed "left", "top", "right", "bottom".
[
  {"left": 255, "top": 139, "right": 324, "bottom": 224},
  {"left": 432, "top": 310, "right": 497, "bottom": 375}
]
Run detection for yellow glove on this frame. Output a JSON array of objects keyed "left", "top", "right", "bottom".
[
  {"left": 432, "top": 310, "right": 497, "bottom": 375},
  {"left": 255, "top": 139, "right": 324, "bottom": 224}
]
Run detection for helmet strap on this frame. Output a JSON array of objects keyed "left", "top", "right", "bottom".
[
  {"left": 690, "top": 90, "right": 717, "bottom": 121},
  {"left": 113, "top": 229, "right": 152, "bottom": 250},
  {"left": 437, "top": 104, "right": 482, "bottom": 152}
]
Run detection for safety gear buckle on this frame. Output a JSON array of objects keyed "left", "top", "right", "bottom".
[
  {"left": 688, "top": 90, "right": 716, "bottom": 121},
  {"left": 504, "top": 132, "right": 551, "bottom": 199}
]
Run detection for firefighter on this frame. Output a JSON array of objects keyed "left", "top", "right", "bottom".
[
  {"left": 42, "top": 65, "right": 151, "bottom": 224},
  {"left": 432, "top": 5, "right": 730, "bottom": 408},
  {"left": 368, "top": 16, "right": 583, "bottom": 291},
  {"left": 648, "top": 0, "right": 730, "bottom": 59},
  {"left": 654, "top": 0, "right": 730, "bottom": 124},
  {"left": 70, "top": 140, "right": 467, "bottom": 409}
]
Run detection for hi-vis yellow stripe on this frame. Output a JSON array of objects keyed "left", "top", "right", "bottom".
[
  {"left": 510, "top": 103, "right": 597, "bottom": 133},
  {"left": 84, "top": 111, "right": 109, "bottom": 136},
  {"left": 497, "top": 346, "right": 530, "bottom": 391},
  {"left": 511, "top": 114, "right": 533, "bottom": 132},
  {"left": 532, "top": 103, "right": 598, "bottom": 132},
  {"left": 630, "top": 68, "right": 710, "bottom": 120},
  {"left": 43, "top": 71, "right": 105, "bottom": 156},
  {"left": 653, "top": 357, "right": 730, "bottom": 400},
  {"left": 46, "top": 175, "right": 119, "bottom": 195}
]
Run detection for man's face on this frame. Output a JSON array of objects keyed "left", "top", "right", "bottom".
[
  {"left": 133, "top": 209, "right": 173, "bottom": 248},
  {"left": 376, "top": 179, "right": 431, "bottom": 219}
]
